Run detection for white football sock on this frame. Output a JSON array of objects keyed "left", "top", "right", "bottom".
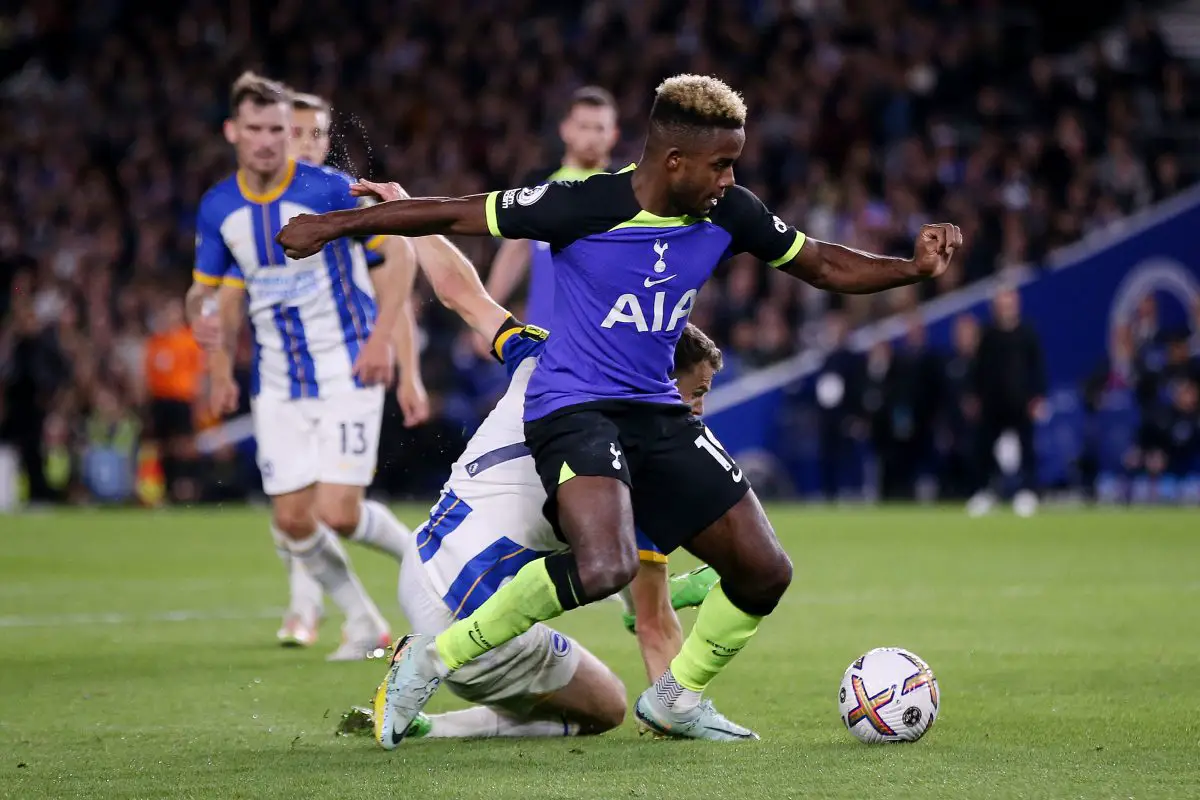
[
  {"left": 288, "top": 524, "right": 381, "bottom": 623},
  {"left": 424, "top": 706, "right": 579, "bottom": 739},
  {"left": 272, "top": 524, "right": 323, "bottom": 620},
  {"left": 348, "top": 500, "right": 411, "bottom": 563},
  {"left": 654, "top": 668, "right": 702, "bottom": 712}
]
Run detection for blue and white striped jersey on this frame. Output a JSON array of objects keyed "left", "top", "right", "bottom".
[
  {"left": 417, "top": 326, "right": 665, "bottom": 620},
  {"left": 193, "top": 159, "right": 385, "bottom": 398}
]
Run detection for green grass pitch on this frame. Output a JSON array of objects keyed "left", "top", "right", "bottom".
[{"left": 2, "top": 506, "right": 1198, "bottom": 799}]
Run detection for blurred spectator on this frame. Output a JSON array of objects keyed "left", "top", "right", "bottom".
[
  {"left": 967, "top": 287, "right": 1047, "bottom": 516},
  {"left": 1135, "top": 328, "right": 1200, "bottom": 414},
  {"left": 875, "top": 315, "right": 941, "bottom": 500},
  {"left": 143, "top": 298, "right": 204, "bottom": 503},
  {"left": 0, "top": 302, "right": 68, "bottom": 503},
  {"left": 813, "top": 312, "right": 865, "bottom": 500},
  {"left": 936, "top": 313, "right": 982, "bottom": 499},
  {"left": 0, "top": 1, "right": 1196, "bottom": 503},
  {"left": 1126, "top": 379, "right": 1200, "bottom": 479},
  {"left": 80, "top": 385, "right": 141, "bottom": 504}
]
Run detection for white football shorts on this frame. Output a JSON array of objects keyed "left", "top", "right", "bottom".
[
  {"left": 397, "top": 528, "right": 581, "bottom": 716},
  {"left": 251, "top": 385, "right": 384, "bottom": 496}
]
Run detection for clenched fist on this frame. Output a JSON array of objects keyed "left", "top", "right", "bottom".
[
  {"left": 911, "top": 223, "right": 963, "bottom": 279},
  {"left": 276, "top": 214, "right": 339, "bottom": 260}
]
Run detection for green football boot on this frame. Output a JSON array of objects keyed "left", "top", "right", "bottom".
[{"left": 336, "top": 705, "right": 431, "bottom": 739}]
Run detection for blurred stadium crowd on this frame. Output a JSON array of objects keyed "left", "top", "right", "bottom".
[{"left": 0, "top": 0, "right": 1197, "bottom": 505}]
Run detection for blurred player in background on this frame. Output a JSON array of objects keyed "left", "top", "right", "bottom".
[
  {"left": 185, "top": 72, "right": 412, "bottom": 660},
  {"left": 287, "top": 89, "right": 429, "bottom": 427},
  {"left": 330, "top": 198, "right": 718, "bottom": 739},
  {"left": 257, "top": 87, "right": 430, "bottom": 649},
  {"left": 484, "top": 87, "right": 618, "bottom": 328}
]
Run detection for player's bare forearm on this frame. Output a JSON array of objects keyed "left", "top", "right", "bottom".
[
  {"left": 367, "top": 259, "right": 403, "bottom": 344},
  {"left": 484, "top": 237, "right": 531, "bottom": 305},
  {"left": 392, "top": 299, "right": 421, "bottom": 375},
  {"left": 335, "top": 196, "right": 490, "bottom": 238},
  {"left": 781, "top": 240, "right": 924, "bottom": 294},
  {"left": 631, "top": 562, "right": 683, "bottom": 684},
  {"left": 780, "top": 223, "right": 961, "bottom": 294},
  {"left": 411, "top": 235, "right": 509, "bottom": 339},
  {"left": 384, "top": 236, "right": 419, "bottom": 307},
  {"left": 216, "top": 283, "right": 244, "bottom": 359},
  {"left": 185, "top": 282, "right": 216, "bottom": 324},
  {"left": 373, "top": 237, "right": 421, "bottom": 376}
]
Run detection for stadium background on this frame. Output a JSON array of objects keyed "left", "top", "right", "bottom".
[
  {"left": 3, "top": 5, "right": 1200, "bottom": 798},
  {"left": 1, "top": 0, "right": 1199, "bottom": 508}
]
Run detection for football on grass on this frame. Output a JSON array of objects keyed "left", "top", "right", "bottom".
[{"left": 838, "top": 647, "right": 939, "bottom": 743}]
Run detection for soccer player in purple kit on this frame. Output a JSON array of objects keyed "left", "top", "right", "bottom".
[{"left": 278, "top": 74, "right": 961, "bottom": 743}]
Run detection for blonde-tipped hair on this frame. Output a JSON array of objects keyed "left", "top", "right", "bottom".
[
  {"left": 229, "top": 71, "right": 288, "bottom": 115},
  {"left": 652, "top": 74, "right": 746, "bottom": 129}
]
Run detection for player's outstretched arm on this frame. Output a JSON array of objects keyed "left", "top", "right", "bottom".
[
  {"left": 629, "top": 561, "right": 684, "bottom": 684},
  {"left": 411, "top": 235, "right": 510, "bottom": 339},
  {"left": 277, "top": 194, "right": 490, "bottom": 260},
  {"left": 331, "top": 180, "right": 509, "bottom": 338},
  {"left": 385, "top": 236, "right": 429, "bottom": 426},
  {"left": 484, "top": 238, "right": 532, "bottom": 307},
  {"left": 779, "top": 223, "right": 962, "bottom": 295}
]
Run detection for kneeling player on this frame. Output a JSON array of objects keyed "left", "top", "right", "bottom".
[{"left": 341, "top": 227, "right": 721, "bottom": 740}]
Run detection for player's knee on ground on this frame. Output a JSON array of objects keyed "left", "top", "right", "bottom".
[
  {"left": 544, "top": 648, "right": 628, "bottom": 735},
  {"left": 575, "top": 675, "right": 628, "bottom": 735},
  {"left": 315, "top": 488, "right": 361, "bottom": 536}
]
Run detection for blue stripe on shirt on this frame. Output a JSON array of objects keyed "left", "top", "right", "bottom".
[
  {"left": 442, "top": 537, "right": 548, "bottom": 619},
  {"left": 325, "top": 239, "right": 367, "bottom": 388},
  {"left": 464, "top": 442, "right": 532, "bottom": 477},
  {"left": 272, "top": 306, "right": 318, "bottom": 399},
  {"left": 417, "top": 489, "right": 473, "bottom": 563},
  {"left": 251, "top": 201, "right": 287, "bottom": 269},
  {"left": 286, "top": 306, "right": 318, "bottom": 397}
]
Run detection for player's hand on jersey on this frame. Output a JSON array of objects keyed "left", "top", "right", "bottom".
[
  {"left": 397, "top": 373, "right": 430, "bottom": 428},
  {"left": 276, "top": 215, "right": 337, "bottom": 260},
  {"left": 353, "top": 332, "right": 395, "bottom": 387},
  {"left": 911, "top": 223, "right": 962, "bottom": 279},
  {"left": 350, "top": 179, "right": 409, "bottom": 203}
]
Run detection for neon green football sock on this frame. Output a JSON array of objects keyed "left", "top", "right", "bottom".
[
  {"left": 435, "top": 558, "right": 565, "bottom": 670},
  {"left": 669, "top": 583, "right": 762, "bottom": 692}
]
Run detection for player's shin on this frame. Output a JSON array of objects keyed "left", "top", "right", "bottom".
[
  {"left": 271, "top": 524, "right": 323, "bottom": 644},
  {"left": 423, "top": 707, "right": 579, "bottom": 739},
  {"left": 656, "top": 583, "right": 761, "bottom": 710},
  {"left": 434, "top": 553, "right": 581, "bottom": 670},
  {"left": 348, "top": 500, "right": 411, "bottom": 563},
  {"left": 289, "top": 524, "right": 385, "bottom": 630}
]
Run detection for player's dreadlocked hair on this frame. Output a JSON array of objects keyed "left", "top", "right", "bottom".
[
  {"left": 673, "top": 323, "right": 724, "bottom": 377},
  {"left": 229, "top": 71, "right": 288, "bottom": 116},
  {"left": 650, "top": 74, "right": 747, "bottom": 135}
]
